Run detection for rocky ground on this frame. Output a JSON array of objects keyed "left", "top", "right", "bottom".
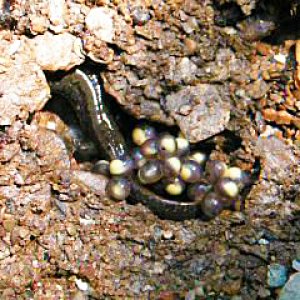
[{"left": 0, "top": 0, "right": 300, "bottom": 299}]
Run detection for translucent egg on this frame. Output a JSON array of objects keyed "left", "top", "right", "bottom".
[
  {"left": 164, "top": 156, "right": 182, "bottom": 177},
  {"left": 131, "top": 147, "right": 147, "bottom": 169},
  {"left": 189, "top": 151, "right": 207, "bottom": 166},
  {"left": 215, "top": 178, "right": 239, "bottom": 198},
  {"left": 176, "top": 136, "right": 190, "bottom": 156},
  {"left": 92, "top": 160, "right": 110, "bottom": 176},
  {"left": 164, "top": 177, "right": 185, "bottom": 196},
  {"left": 201, "top": 192, "right": 224, "bottom": 218},
  {"left": 106, "top": 177, "right": 131, "bottom": 201},
  {"left": 132, "top": 124, "right": 157, "bottom": 146},
  {"left": 187, "top": 183, "right": 211, "bottom": 202},
  {"left": 157, "top": 133, "right": 177, "bottom": 158},
  {"left": 138, "top": 160, "right": 163, "bottom": 184},
  {"left": 109, "top": 158, "right": 133, "bottom": 176},
  {"left": 180, "top": 160, "right": 203, "bottom": 183},
  {"left": 140, "top": 138, "right": 158, "bottom": 158},
  {"left": 205, "top": 160, "right": 227, "bottom": 183}
]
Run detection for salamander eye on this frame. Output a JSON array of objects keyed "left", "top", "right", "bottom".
[
  {"left": 106, "top": 177, "right": 131, "bottom": 201},
  {"left": 137, "top": 160, "right": 163, "bottom": 184},
  {"left": 132, "top": 124, "right": 157, "bottom": 146},
  {"left": 164, "top": 177, "right": 185, "bottom": 196}
]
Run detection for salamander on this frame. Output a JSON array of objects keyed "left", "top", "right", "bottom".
[{"left": 49, "top": 68, "right": 200, "bottom": 221}]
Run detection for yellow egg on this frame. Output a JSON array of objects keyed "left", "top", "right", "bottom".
[
  {"left": 176, "top": 137, "right": 190, "bottom": 155},
  {"left": 189, "top": 152, "right": 206, "bottom": 165},
  {"left": 165, "top": 156, "right": 181, "bottom": 175},
  {"left": 109, "top": 159, "right": 126, "bottom": 175},
  {"left": 223, "top": 167, "right": 243, "bottom": 180},
  {"left": 132, "top": 128, "right": 146, "bottom": 146},
  {"left": 165, "top": 182, "right": 184, "bottom": 195}
]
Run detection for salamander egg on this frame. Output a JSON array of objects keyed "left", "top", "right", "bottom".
[
  {"left": 180, "top": 160, "right": 203, "bottom": 183},
  {"left": 215, "top": 178, "right": 239, "bottom": 198},
  {"left": 187, "top": 183, "right": 211, "bottom": 202},
  {"left": 109, "top": 159, "right": 133, "bottom": 176},
  {"left": 164, "top": 156, "right": 182, "bottom": 176},
  {"left": 106, "top": 177, "right": 131, "bottom": 201},
  {"left": 157, "top": 133, "right": 177, "bottom": 158},
  {"left": 205, "top": 160, "right": 227, "bottom": 183},
  {"left": 189, "top": 151, "right": 207, "bottom": 166},
  {"left": 164, "top": 177, "right": 185, "bottom": 196},
  {"left": 132, "top": 124, "right": 157, "bottom": 146},
  {"left": 176, "top": 136, "right": 190, "bottom": 156},
  {"left": 138, "top": 160, "right": 163, "bottom": 184},
  {"left": 223, "top": 167, "right": 250, "bottom": 188},
  {"left": 132, "top": 147, "right": 147, "bottom": 168},
  {"left": 92, "top": 160, "right": 110, "bottom": 176},
  {"left": 140, "top": 138, "right": 158, "bottom": 157},
  {"left": 201, "top": 192, "right": 224, "bottom": 218}
]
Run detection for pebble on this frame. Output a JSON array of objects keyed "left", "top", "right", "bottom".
[
  {"left": 75, "top": 278, "right": 90, "bottom": 291},
  {"left": 267, "top": 264, "right": 287, "bottom": 288},
  {"left": 162, "top": 230, "right": 174, "bottom": 240},
  {"left": 292, "top": 259, "right": 300, "bottom": 272},
  {"left": 85, "top": 7, "right": 115, "bottom": 43},
  {"left": 279, "top": 273, "right": 300, "bottom": 300},
  {"left": 31, "top": 32, "right": 84, "bottom": 71},
  {"left": 3, "top": 219, "right": 15, "bottom": 232},
  {"left": 165, "top": 84, "right": 230, "bottom": 142}
]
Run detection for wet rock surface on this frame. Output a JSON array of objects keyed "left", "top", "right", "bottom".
[{"left": 0, "top": 0, "right": 299, "bottom": 298}]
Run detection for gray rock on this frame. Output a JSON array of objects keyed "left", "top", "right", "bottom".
[
  {"left": 165, "top": 84, "right": 230, "bottom": 143},
  {"left": 279, "top": 273, "right": 300, "bottom": 300},
  {"left": 267, "top": 264, "right": 287, "bottom": 288},
  {"left": 254, "top": 136, "right": 297, "bottom": 182}
]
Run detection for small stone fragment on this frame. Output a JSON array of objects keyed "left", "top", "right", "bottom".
[
  {"left": 85, "top": 7, "right": 115, "bottom": 43},
  {"left": 267, "top": 264, "right": 287, "bottom": 288},
  {"left": 30, "top": 32, "right": 84, "bottom": 71},
  {"left": 279, "top": 273, "right": 300, "bottom": 300}
]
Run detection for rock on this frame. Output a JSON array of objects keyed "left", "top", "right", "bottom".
[
  {"left": 71, "top": 170, "right": 109, "bottom": 197},
  {"left": 292, "top": 260, "right": 300, "bottom": 272},
  {"left": 0, "top": 58, "right": 50, "bottom": 125},
  {"left": 247, "top": 79, "right": 269, "bottom": 99},
  {"left": 49, "top": 0, "right": 67, "bottom": 33},
  {"left": 30, "top": 32, "right": 84, "bottom": 71},
  {"left": 254, "top": 136, "right": 297, "bottom": 182},
  {"left": 267, "top": 264, "right": 287, "bottom": 288},
  {"left": 279, "top": 273, "right": 300, "bottom": 300},
  {"left": 85, "top": 7, "right": 115, "bottom": 43},
  {"left": 29, "top": 15, "right": 49, "bottom": 35},
  {"left": 165, "top": 84, "right": 230, "bottom": 143}
]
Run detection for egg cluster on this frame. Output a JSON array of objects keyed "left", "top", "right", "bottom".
[{"left": 95, "top": 124, "right": 250, "bottom": 219}]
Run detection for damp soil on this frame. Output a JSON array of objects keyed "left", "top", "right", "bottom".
[{"left": 0, "top": 0, "right": 300, "bottom": 299}]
